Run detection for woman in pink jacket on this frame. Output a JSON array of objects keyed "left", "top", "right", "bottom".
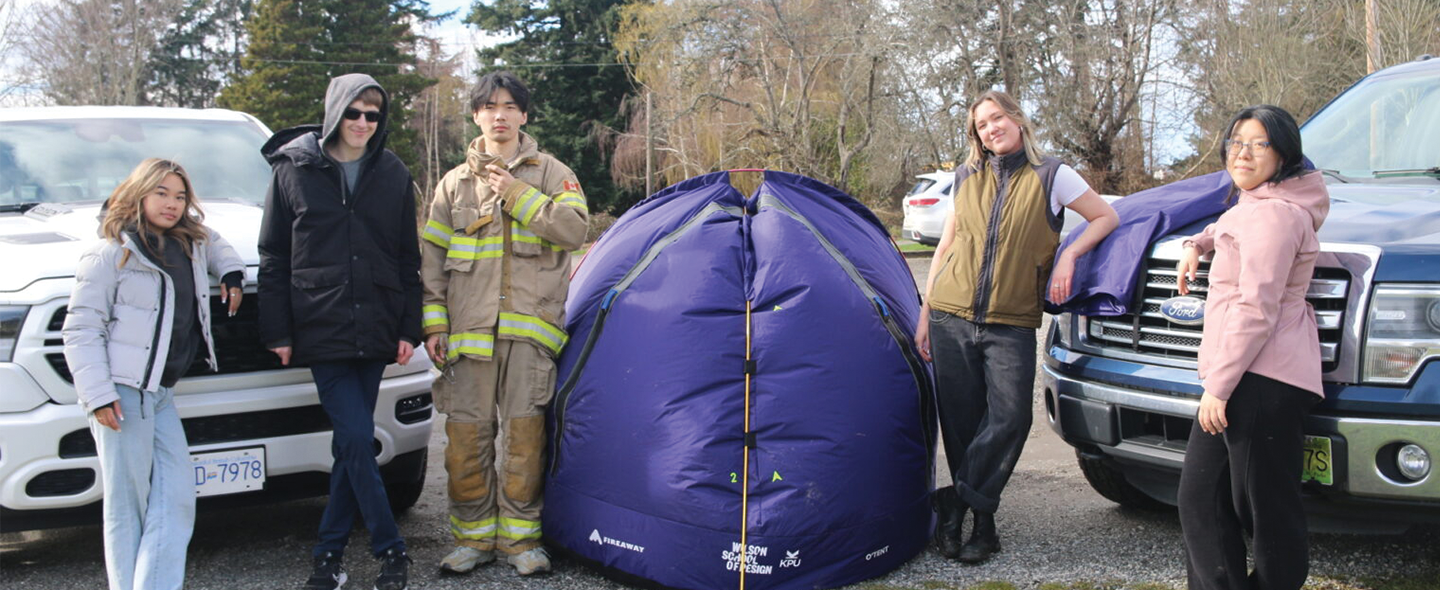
[{"left": 1174, "top": 104, "right": 1329, "bottom": 590}]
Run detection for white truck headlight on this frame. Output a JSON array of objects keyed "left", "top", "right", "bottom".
[
  {"left": 0, "top": 306, "right": 28, "bottom": 362},
  {"left": 1364, "top": 286, "right": 1440, "bottom": 384}
]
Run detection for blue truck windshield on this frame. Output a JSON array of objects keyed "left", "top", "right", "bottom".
[{"left": 1303, "top": 70, "right": 1440, "bottom": 179}]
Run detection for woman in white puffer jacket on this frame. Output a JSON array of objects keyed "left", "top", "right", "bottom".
[{"left": 62, "top": 158, "right": 245, "bottom": 590}]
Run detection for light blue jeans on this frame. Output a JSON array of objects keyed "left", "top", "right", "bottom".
[{"left": 89, "top": 384, "right": 195, "bottom": 590}]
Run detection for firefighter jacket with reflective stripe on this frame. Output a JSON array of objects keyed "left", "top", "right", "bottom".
[
  {"left": 928, "top": 151, "right": 1063, "bottom": 329},
  {"left": 421, "top": 132, "right": 588, "bottom": 359}
]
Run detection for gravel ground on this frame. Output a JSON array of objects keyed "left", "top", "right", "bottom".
[{"left": 4, "top": 256, "right": 1439, "bottom": 589}]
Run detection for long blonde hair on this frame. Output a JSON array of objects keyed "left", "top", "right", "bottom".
[
  {"left": 963, "top": 90, "right": 1045, "bottom": 170},
  {"left": 101, "top": 158, "right": 208, "bottom": 266}
]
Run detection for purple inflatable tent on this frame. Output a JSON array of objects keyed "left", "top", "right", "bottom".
[{"left": 544, "top": 171, "right": 935, "bottom": 590}]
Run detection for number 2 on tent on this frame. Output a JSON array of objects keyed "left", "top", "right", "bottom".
[{"left": 730, "top": 472, "right": 738, "bottom": 483}]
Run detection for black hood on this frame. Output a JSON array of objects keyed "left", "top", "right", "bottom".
[
  {"left": 259, "top": 73, "right": 389, "bottom": 166},
  {"left": 319, "top": 73, "right": 389, "bottom": 152}
]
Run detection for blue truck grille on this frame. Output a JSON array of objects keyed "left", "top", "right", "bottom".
[{"left": 1081, "top": 258, "right": 1349, "bottom": 371}]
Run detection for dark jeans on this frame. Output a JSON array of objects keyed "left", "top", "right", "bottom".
[
  {"left": 1179, "top": 372, "right": 1317, "bottom": 590},
  {"left": 929, "top": 310, "right": 1037, "bottom": 514},
  {"left": 311, "top": 360, "right": 404, "bottom": 558}
]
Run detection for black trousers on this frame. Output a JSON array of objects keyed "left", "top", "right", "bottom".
[
  {"left": 1178, "top": 372, "right": 1317, "bottom": 590},
  {"left": 929, "top": 310, "right": 1037, "bottom": 514}
]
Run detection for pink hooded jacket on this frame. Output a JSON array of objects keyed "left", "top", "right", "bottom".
[{"left": 1185, "top": 171, "right": 1330, "bottom": 400}]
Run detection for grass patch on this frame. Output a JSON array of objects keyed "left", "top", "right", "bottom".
[
  {"left": 898, "top": 242, "right": 935, "bottom": 253},
  {"left": 919, "top": 582, "right": 958, "bottom": 590},
  {"left": 1309, "top": 572, "right": 1440, "bottom": 590},
  {"left": 1036, "top": 583, "right": 1178, "bottom": 590},
  {"left": 965, "top": 582, "right": 1016, "bottom": 590}
]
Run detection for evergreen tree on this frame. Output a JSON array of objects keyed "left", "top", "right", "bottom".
[
  {"left": 468, "top": 0, "right": 640, "bottom": 213},
  {"left": 219, "top": 0, "right": 435, "bottom": 166},
  {"left": 151, "top": 0, "right": 254, "bottom": 108},
  {"left": 218, "top": 0, "right": 329, "bottom": 129}
]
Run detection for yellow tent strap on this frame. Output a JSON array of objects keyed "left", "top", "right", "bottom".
[{"left": 740, "top": 299, "right": 753, "bottom": 590}]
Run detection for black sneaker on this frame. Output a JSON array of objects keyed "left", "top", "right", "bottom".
[
  {"left": 304, "top": 552, "right": 347, "bottom": 590},
  {"left": 375, "top": 548, "right": 411, "bottom": 590}
]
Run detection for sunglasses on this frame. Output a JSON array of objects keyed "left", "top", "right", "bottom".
[{"left": 342, "top": 108, "right": 382, "bottom": 123}]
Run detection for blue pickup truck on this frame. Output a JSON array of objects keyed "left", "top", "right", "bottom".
[{"left": 1042, "top": 56, "right": 1440, "bottom": 532}]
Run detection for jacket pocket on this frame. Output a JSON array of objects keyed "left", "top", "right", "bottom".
[
  {"left": 444, "top": 207, "right": 480, "bottom": 273},
  {"left": 511, "top": 239, "right": 542, "bottom": 258},
  {"left": 371, "top": 263, "right": 401, "bottom": 292},
  {"left": 291, "top": 265, "right": 348, "bottom": 289}
]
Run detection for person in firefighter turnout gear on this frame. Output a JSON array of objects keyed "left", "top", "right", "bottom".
[{"left": 421, "top": 71, "right": 588, "bottom": 577}]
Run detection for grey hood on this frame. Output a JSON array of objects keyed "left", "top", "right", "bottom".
[{"left": 321, "top": 73, "right": 389, "bottom": 156}]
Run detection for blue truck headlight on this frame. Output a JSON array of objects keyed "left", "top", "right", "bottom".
[
  {"left": 1364, "top": 286, "right": 1440, "bottom": 384},
  {"left": 0, "top": 305, "right": 29, "bottom": 362},
  {"left": 1397, "top": 443, "right": 1431, "bottom": 481}
]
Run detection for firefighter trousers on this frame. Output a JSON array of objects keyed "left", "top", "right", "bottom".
[{"left": 434, "top": 339, "right": 555, "bottom": 554}]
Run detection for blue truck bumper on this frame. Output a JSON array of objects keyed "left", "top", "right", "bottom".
[{"left": 1043, "top": 343, "right": 1440, "bottom": 531}]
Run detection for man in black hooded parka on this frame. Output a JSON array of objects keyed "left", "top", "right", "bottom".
[{"left": 258, "top": 73, "right": 422, "bottom": 590}]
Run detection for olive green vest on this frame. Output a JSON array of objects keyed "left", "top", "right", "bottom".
[{"left": 929, "top": 152, "right": 1063, "bottom": 328}]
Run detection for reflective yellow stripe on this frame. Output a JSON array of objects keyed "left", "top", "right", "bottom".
[
  {"left": 510, "top": 222, "right": 565, "bottom": 251},
  {"left": 512, "top": 187, "right": 547, "bottom": 225},
  {"left": 447, "top": 236, "right": 504, "bottom": 260},
  {"left": 497, "top": 517, "right": 542, "bottom": 540},
  {"left": 423, "top": 220, "right": 453, "bottom": 248},
  {"left": 555, "top": 191, "right": 586, "bottom": 210},
  {"left": 449, "top": 515, "right": 497, "bottom": 539},
  {"left": 447, "top": 333, "right": 495, "bottom": 360},
  {"left": 422, "top": 305, "right": 448, "bottom": 328},
  {"left": 497, "top": 312, "right": 568, "bottom": 354}
]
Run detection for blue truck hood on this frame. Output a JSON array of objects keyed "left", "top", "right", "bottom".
[{"left": 1317, "top": 181, "right": 1440, "bottom": 245}]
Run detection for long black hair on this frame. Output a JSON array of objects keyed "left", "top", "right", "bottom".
[{"left": 1220, "top": 104, "right": 1307, "bottom": 186}]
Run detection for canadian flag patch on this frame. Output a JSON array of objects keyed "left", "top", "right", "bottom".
[{"left": 563, "top": 179, "right": 581, "bottom": 193}]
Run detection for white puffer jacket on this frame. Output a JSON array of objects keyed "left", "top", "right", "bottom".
[{"left": 62, "top": 228, "right": 245, "bottom": 413}]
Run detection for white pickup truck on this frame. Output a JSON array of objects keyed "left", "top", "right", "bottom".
[{"left": 0, "top": 106, "right": 434, "bottom": 532}]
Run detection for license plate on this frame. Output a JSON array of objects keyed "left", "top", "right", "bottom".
[
  {"left": 192, "top": 447, "right": 266, "bottom": 497},
  {"left": 1301, "top": 435, "right": 1333, "bottom": 486}
]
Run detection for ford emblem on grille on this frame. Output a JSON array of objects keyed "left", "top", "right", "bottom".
[{"left": 1159, "top": 296, "right": 1206, "bottom": 326}]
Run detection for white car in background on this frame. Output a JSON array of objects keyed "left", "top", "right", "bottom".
[
  {"left": 0, "top": 107, "right": 434, "bottom": 532},
  {"left": 901, "top": 170, "right": 1120, "bottom": 244},
  {"left": 900, "top": 171, "right": 954, "bottom": 245}
]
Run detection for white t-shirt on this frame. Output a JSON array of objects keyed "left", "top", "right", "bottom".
[{"left": 1050, "top": 164, "right": 1091, "bottom": 216}]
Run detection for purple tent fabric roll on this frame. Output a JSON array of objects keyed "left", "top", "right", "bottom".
[{"left": 1047, "top": 170, "right": 1234, "bottom": 316}]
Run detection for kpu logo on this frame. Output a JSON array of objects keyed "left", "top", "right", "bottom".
[{"left": 779, "top": 550, "right": 802, "bottom": 568}]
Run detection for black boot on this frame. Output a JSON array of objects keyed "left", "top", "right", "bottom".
[
  {"left": 957, "top": 511, "right": 1000, "bottom": 564},
  {"left": 931, "top": 486, "right": 966, "bottom": 559}
]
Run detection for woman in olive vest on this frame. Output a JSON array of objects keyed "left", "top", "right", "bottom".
[{"left": 916, "top": 90, "right": 1119, "bottom": 563}]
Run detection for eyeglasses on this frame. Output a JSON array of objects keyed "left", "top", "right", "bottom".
[
  {"left": 1224, "top": 139, "right": 1272, "bottom": 156},
  {"left": 342, "top": 108, "right": 382, "bottom": 123}
]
